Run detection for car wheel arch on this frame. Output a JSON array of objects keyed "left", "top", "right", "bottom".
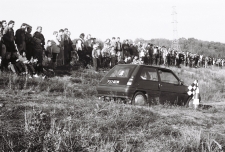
[
  {"left": 131, "top": 91, "right": 148, "bottom": 106},
  {"left": 132, "top": 90, "right": 147, "bottom": 100}
]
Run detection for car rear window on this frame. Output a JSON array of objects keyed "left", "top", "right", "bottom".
[{"left": 106, "top": 65, "right": 136, "bottom": 78}]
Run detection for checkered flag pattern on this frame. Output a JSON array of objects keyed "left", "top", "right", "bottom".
[{"left": 187, "top": 80, "right": 198, "bottom": 96}]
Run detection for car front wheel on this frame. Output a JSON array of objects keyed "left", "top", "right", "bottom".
[{"left": 132, "top": 92, "right": 147, "bottom": 106}]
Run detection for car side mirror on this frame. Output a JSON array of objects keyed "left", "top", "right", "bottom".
[{"left": 179, "top": 80, "right": 184, "bottom": 85}]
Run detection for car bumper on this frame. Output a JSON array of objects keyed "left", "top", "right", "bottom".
[{"left": 96, "top": 85, "right": 135, "bottom": 99}]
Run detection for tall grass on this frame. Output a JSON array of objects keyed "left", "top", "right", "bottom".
[{"left": 0, "top": 66, "right": 225, "bottom": 151}]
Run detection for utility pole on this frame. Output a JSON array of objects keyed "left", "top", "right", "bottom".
[{"left": 171, "top": 6, "right": 181, "bottom": 51}]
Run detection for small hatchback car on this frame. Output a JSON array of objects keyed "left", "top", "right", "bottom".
[{"left": 97, "top": 64, "right": 190, "bottom": 106}]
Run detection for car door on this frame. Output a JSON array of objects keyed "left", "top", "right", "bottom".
[
  {"left": 158, "top": 69, "right": 187, "bottom": 105},
  {"left": 137, "top": 67, "right": 160, "bottom": 105}
]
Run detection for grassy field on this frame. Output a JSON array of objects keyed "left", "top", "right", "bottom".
[{"left": 0, "top": 65, "right": 225, "bottom": 152}]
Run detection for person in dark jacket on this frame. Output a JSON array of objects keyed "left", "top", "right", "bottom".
[
  {"left": 15, "top": 23, "right": 27, "bottom": 54},
  {"left": 0, "top": 22, "right": 2, "bottom": 57},
  {"left": 33, "top": 26, "right": 45, "bottom": 50},
  {"left": 67, "top": 31, "right": 77, "bottom": 66},
  {"left": 25, "top": 25, "right": 33, "bottom": 60},
  {"left": 131, "top": 43, "right": 138, "bottom": 59},
  {"left": 122, "top": 39, "right": 130, "bottom": 59},
  {"left": 2, "top": 20, "right": 17, "bottom": 70},
  {"left": 1, "top": 20, "right": 7, "bottom": 30},
  {"left": 116, "top": 37, "right": 122, "bottom": 59},
  {"left": 3, "top": 20, "right": 16, "bottom": 53},
  {"left": 128, "top": 44, "right": 133, "bottom": 58},
  {"left": 84, "top": 34, "right": 93, "bottom": 66},
  {"left": 0, "top": 22, "right": 3, "bottom": 70},
  {"left": 33, "top": 26, "right": 45, "bottom": 74},
  {"left": 146, "top": 43, "right": 154, "bottom": 65},
  {"left": 63, "top": 28, "right": 73, "bottom": 65}
]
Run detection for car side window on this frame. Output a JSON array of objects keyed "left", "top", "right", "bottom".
[
  {"left": 158, "top": 70, "right": 178, "bottom": 84},
  {"left": 108, "top": 66, "right": 134, "bottom": 78},
  {"left": 140, "top": 67, "right": 158, "bottom": 81}
]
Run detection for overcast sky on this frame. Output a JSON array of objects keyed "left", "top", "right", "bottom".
[{"left": 2, "top": 0, "right": 225, "bottom": 43}]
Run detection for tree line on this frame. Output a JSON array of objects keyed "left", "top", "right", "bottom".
[
  {"left": 133, "top": 37, "right": 225, "bottom": 58},
  {"left": 72, "top": 37, "right": 225, "bottom": 58}
]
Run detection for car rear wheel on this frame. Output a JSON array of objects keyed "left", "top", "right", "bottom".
[{"left": 132, "top": 92, "right": 147, "bottom": 106}]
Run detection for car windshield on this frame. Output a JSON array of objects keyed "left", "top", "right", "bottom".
[{"left": 107, "top": 65, "right": 136, "bottom": 78}]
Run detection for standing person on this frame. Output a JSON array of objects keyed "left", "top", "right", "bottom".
[
  {"left": 57, "top": 29, "right": 64, "bottom": 66},
  {"left": 46, "top": 31, "right": 61, "bottom": 69},
  {"left": 0, "top": 22, "right": 3, "bottom": 70},
  {"left": 122, "top": 39, "right": 130, "bottom": 59},
  {"left": 1, "top": 21, "right": 7, "bottom": 70},
  {"left": 33, "top": 26, "right": 45, "bottom": 52},
  {"left": 15, "top": 23, "right": 27, "bottom": 54},
  {"left": 84, "top": 34, "right": 93, "bottom": 66},
  {"left": 109, "top": 45, "right": 116, "bottom": 68},
  {"left": 2, "top": 20, "right": 7, "bottom": 30},
  {"left": 116, "top": 37, "right": 122, "bottom": 60},
  {"left": 3, "top": 20, "right": 16, "bottom": 53},
  {"left": 67, "top": 31, "right": 71, "bottom": 38},
  {"left": 92, "top": 43, "right": 100, "bottom": 72},
  {"left": 67, "top": 31, "right": 74, "bottom": 64},
  {"left": 131, "top": 43, "right": 138, "bottom": 60},
  {"left": 76, "top": 33, "right": 85, "bottom": 66},
  {"left": 63, "top": 28, "right": 73, "bottom": 65},
  {"left": 96, "top": 42, "right": 102, "bottom": 68},
  {"left": 92, "top": 38, "right": 97, "bottom": 45},
  {"left": 33, "top": 26, "right": 45, "bottom": 74},
  {"left": 111, "top": 37, "right": 117, "bottom": 49},
  {"left": 101, "top": 39, "right": 111, "bottom": 69},
  {"left": 145, "top": 43, "right": 150, "bottom": 65},
  {"left": 161, "top": 46, "right": 168, "bottom": 65},
  {"left": 67, "top": 31, "right": 77, "bottom": 65},
  {"left": 138, "top": 42, "right": 146, "bottom": 63},
  {"left": 148, "top": 44, "right": 154, "bottom": 65},
  {"left": 25, "top": 25, "right": 33, "bottom": 60},
  {"left": 0, "top": 22, "right": 2, "bottom": 53},
  {"left": 158, "top": 46, "right": 162, "bottom": 65},
  {"left": 51, "top": 31, "right": 61, "bottom": 68},
  {"left": 111, "top": 37, "right": 117, "bottom": 64},
  {"left": 2, "top": 20, "right": 17, "bottom": 69},
  {"left": 153, "top": 46, "right": 158, "bottom": 65},
  {"left": 128, "top": 43, "right": 134, "bottom": 59}
]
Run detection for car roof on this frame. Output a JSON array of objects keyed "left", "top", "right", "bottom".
[{"left": 116, "top": 64, "right": 172, "bottom": 71}]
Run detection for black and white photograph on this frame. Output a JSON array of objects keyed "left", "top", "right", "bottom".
[{"left": 0, "top": 0, "right": 225, "bottom": 151}]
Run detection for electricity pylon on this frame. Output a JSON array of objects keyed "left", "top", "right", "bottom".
[{"left": 171, "top": 6, "right": 181, "bottom": 51}]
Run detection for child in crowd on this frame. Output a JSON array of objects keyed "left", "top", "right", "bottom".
[
  {"left": 117, "top": 55, "right": 126, "bottom": 64},
  {"left": 30, "top": 57, "right": 42, "bottom": 76},
  {"left": 10, "top": 51, "right": 26, "bottom": 74},
  {"left": 131, "top": 56, "right": 143, "bottom": 64},
  {"left": 18, "top": 50, "right": 38, "bottom": 78},
  {"left": 124, "top": 56, "right": 132, "bottom": 64}
]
